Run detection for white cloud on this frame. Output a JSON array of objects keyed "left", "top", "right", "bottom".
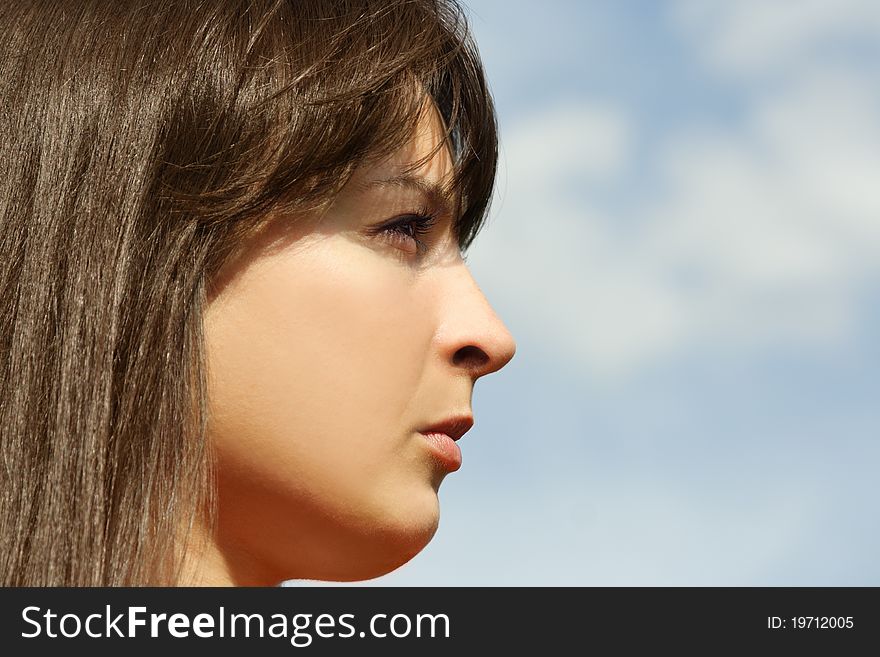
[
  {"left": 470, "top": 57, "right": 880, "bottom": 380},
  {"left": 672, "top": 0, "right": 880, "bottom": 77},
  {"left": 471, "top": 103, "right": 693, "bottom": 379},
  {"left": 499, "top": 102, "right": 632, "bottom": 183}
]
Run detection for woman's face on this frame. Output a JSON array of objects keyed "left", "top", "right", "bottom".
[{"left": 196, "top": 108, "right": 516, "bottom": 585}]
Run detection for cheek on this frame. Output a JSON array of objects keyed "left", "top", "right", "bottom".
[
  {"left": 207, "top": 242, "right": 431, "bottom": 472},
  {"left": 203, "top": 241, "right": 439, "bottom": 569}
]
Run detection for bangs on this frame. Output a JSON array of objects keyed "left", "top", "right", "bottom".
[{"left": 168, "top": 0, "right": 497, "bottom": 255}]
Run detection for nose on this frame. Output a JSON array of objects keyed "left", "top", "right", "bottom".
[{"left": 436, "top": 260, "right": 517, "bottom": 381}]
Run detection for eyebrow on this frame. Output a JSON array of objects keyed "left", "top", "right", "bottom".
[{"left": 359, "top": 174, "right": 458, "bottom": 219}]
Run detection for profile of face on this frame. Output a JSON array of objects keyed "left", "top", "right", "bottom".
[{"left": 191, "top": 106, "right": 516, "bottom": 585}]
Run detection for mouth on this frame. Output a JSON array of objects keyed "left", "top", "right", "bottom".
[{"left": 419, "top": 415, "right": 474, "bottom": 472}]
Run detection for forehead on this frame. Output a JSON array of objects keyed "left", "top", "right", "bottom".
[{"left": 348, "top": 104, "right": 456, "bottom": 203}]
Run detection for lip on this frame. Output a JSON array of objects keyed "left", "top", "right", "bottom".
[
  {"left": 421, "top": 415, "right": 474, "bottom": 442},
  {"left": 419, "top": 415, "right": 474, "bottom": 472}
]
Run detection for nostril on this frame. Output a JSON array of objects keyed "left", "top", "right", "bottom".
[{"left": 452, "top": 345, "right": 489, "bottom": 371}]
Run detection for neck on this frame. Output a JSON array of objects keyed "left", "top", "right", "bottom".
[{"left": 176, "top": 521, "right": 279, "bottom": 587}]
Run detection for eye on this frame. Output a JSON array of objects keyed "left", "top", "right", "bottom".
[{"left": 375, "top": 211, "right": 439, "bottom": 256}]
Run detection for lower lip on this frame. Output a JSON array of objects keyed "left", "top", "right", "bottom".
[{"left": 420, "top": 432, "right": 462, "bottom": 472}]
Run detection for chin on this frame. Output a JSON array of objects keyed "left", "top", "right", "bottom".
[{"left": 318, "top": 488, "right": 442, "bottom": 582}]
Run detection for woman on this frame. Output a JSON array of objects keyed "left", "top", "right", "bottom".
[{"left": 0, "top": 0, "right": 515, "bottom": 586}]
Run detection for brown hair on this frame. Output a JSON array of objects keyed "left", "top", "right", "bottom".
[{"left": 0, "top": 0, "right": 497, "bottom": 585}]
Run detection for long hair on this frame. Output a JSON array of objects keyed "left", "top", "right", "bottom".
[{"left": 0, "top": 0, "right": 497, "bottom": 585}]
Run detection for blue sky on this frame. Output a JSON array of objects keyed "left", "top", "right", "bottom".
[{"left": 291, "top": 0, "right": 880, "bottom": 585}]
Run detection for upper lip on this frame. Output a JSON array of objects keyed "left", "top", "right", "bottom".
[{"left": 421, "top": 415, "right": 474, "bottom": 441}]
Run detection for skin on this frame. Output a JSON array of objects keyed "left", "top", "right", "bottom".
[{"left": 180, "top": 106, "right": 516, "bottom": 586}]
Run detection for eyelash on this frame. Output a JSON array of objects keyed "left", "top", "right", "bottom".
[{"left": 377, "top": 209, "right": 439, "bottom": 256}]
